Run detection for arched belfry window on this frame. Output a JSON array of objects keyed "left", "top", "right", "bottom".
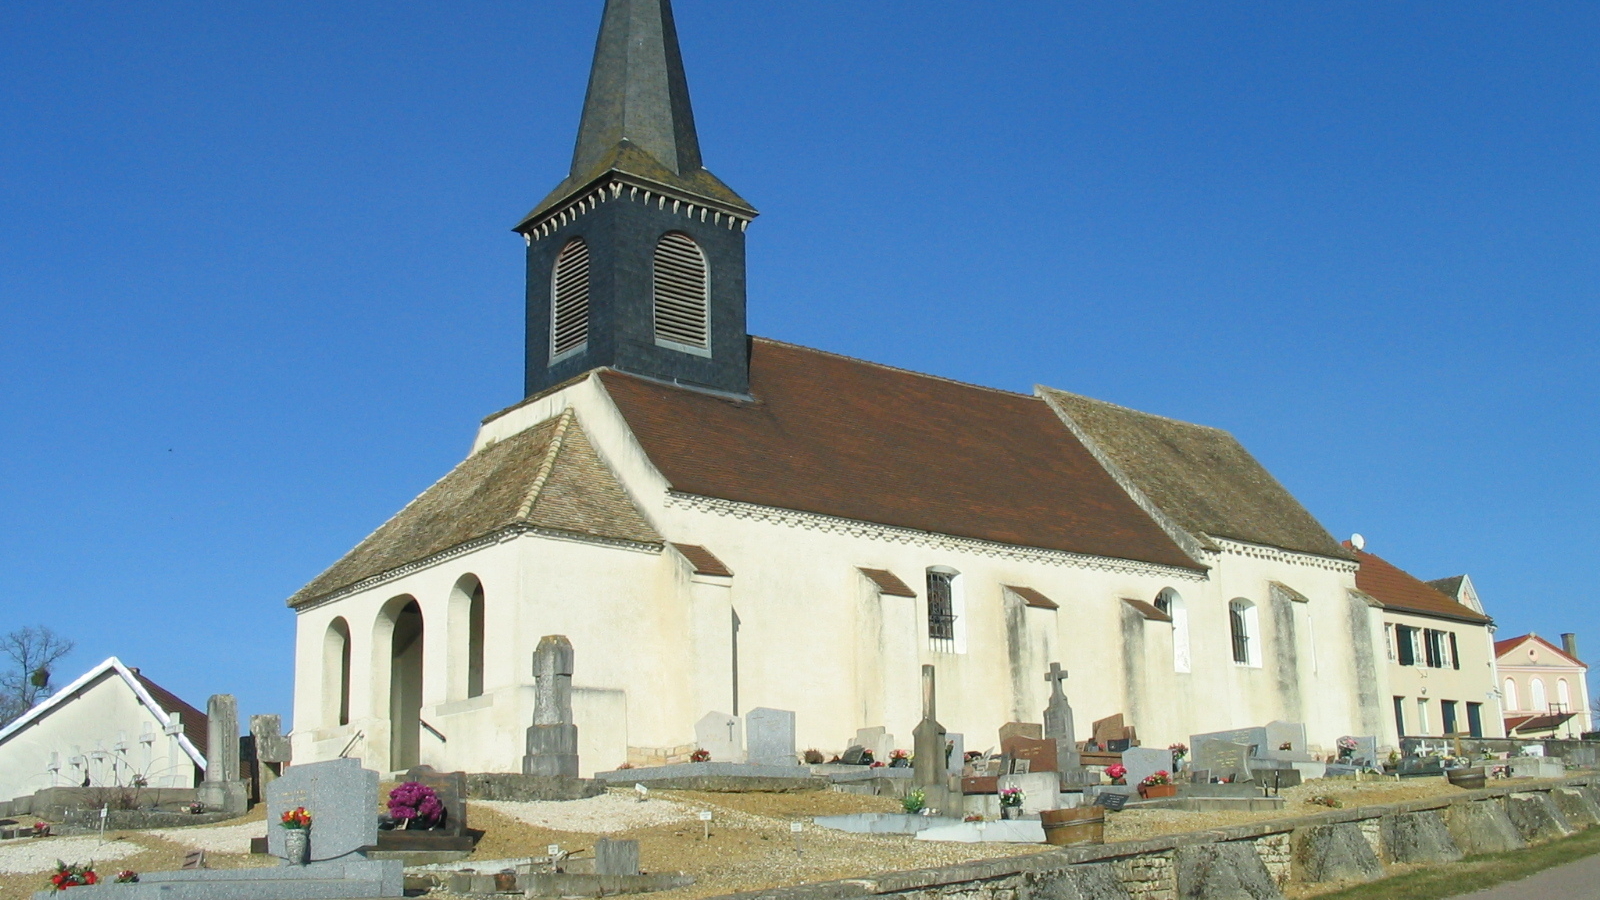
[
  {"left": 550, "top": 238, "right": 591, "bottom": 361},
  {"left": 652, "top": 232, "right": 711, "bottom": 353}
]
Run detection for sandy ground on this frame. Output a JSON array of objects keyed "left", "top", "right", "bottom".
[{"left": 0, "top": 775, "right": 1515, "bottom": 900}]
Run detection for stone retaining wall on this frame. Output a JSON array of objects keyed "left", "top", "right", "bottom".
[{"left": 717, "top": 775, "right": 1600, "bottom": 900}]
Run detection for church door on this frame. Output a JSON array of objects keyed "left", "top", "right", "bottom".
[{"left": 389, "top": 601, "right": 425, "bottom": 770}]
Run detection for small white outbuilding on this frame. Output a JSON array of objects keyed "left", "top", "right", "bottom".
[{"left": 0, "top": 657, "right": 208, "bottom": 805}]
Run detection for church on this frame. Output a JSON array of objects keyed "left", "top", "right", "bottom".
[{"left": 288, "top": 0, "right": 1394, "bottom": 775}]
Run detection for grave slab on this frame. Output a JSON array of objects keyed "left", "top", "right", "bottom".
[
  {"left": 998, "top": 772, "right": 1062, "bottom": 816},
  {"left": 813, "top": 813, "right": 961, "bottom": 835},
  {"left": 915, "top": 819, "right": 1047, "bottom": 843},
  {"left": 31, "top": 858, "right": 403, "bottom": 900},
  {"left": 1120, "top": 747, "right": 1173, "bottom": 791},
  {"left": 596, "top": 762, "right": 823, "bottom": 792}
]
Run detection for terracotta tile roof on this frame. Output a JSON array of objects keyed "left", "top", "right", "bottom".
[
  {"left": 1041, "top": 389, "right": 1351, "bottom": 560},
  {"left": 289, "top": 412, "right": 662, "bottom": 607},
  {"left": 671, "top": 544, "right": 732, "bottom": 577},
  {"left": 860, "top": 568, "right": 917, "bottom": 597},
  {"left": 1006, "top": 586, "right": 1059, "bottom": 611},
  {"left": 1495, "top": 634, "right": 1584, "bottom": 667},
  {"left": 1505, "top": 713, "right": 1575, "bottom": 734},
  {"left": 599, "top": 340, "right": 1202, "bottom": 571},
  {"left": 1348, "top": 546, "right": 1491, "bottom": 625},
  {"left": 132, "top": 671, "right": 209, "bottom": 761},
  {"left": 1122, "top": 598, "right": 1172, "bottom": 623}
]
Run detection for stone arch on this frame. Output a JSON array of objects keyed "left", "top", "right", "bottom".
[
  {"left": 323, "top": 617, "right": 352, "bottom": 727},
  {"left": 373, "top": 595, "right": 425, "bottom": 771},
  {"left": 447, "top": 574, "right": 487, "bottom": 701}
]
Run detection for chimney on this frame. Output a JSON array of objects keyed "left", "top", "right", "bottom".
[{"left": 1562, "top": 633, "right": 1580, "bottom": 661}]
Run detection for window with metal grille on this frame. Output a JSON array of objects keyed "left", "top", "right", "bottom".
[
  {"left": 927, "top": 570, "right": 956, "bottom": 644},
  {"left": 652, "top": 233, "right": 710, "bottom": 351},
  {"left": 550, "top": 238, "right": 591, "bottom": 360},
  {"left": 1229, "top": 605, "right": 1250, "bottom": 664}
]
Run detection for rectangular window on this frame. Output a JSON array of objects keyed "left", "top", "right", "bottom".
[
  {"left": 1467, "top": 702, "right": 1484, "bottom": 738},
  {"left": 1393, "top": 696, "right": 1407, "bottom": 737},
  {"left": 1441, "top": 700, "right": 1459, "bottom": 736},
  {"left": 926, "top": 570, "right": 956, "bottom": 646},
  {"left": 1424, "top": 629, "right": 1444, "bottom": 668},
  {"left": 1384, "top": 624, "right": 1395, "bottom": 661},
  {"left": 1449, "top": 632, "right": 1461, "bottom": 670},
  {"left": 1396, "top": 626, "right": 1416, "bottom": 666},
  {"left": 1416, "top": 698, "right": 1431, "bottom": 735},
  {"left": 1230, "top": 607, "right": 1250, "bottom": 664}
]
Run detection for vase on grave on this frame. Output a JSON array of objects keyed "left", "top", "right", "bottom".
[
  {"left": 1000, "top": 807, "right": 1019, "bottom": 821},
  {"left": 1137, "top": 784, "right": 1178, "bottom": 799},
  {"left": 282, "top": 829, "right": 309, "bottom": 866}
]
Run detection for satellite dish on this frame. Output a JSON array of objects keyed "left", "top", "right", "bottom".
[{"left": 1350, "top": 533, "right": 1366, "bottom": 551}]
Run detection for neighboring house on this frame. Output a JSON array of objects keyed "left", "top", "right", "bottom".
[
  {"left": 1349, "top": 545, "right": 1502, "bottom": 741},
  {"left": 0, "top": 657, "right": 208, "bottom": 804},
  {"left": 1496, "top": 633, "right": 1591, "bottom": 739},
  {"left": 287, "top": 0, "right": 1386, "bottom": 776}
]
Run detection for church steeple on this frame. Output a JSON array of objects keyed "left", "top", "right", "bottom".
[{"left": 517, "top": 0, "right": 756, "bottom": 399}]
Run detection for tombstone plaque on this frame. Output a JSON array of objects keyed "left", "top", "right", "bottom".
[
  {"left": 695, "top": 712, "right": 745, "bottom": 764},
  {"left": 998, "top": 722, "right": 1044, "bottom": 743},
  {"left": 746, "top": 708, "right": 798, "bottom": 767},
  {"left": 1193, "top": 741, "right": 1253, "bottom": 783},
  {"left": 1190, "top": 727, "right": 1267, "bottom": 758},
  {"left": 855, "top": 727, "right": 896, "bottom": 764},
  {"left": 401, "top": 766, "right": 467, "bottom": 837},
  {"left": 1348, "top": 736, "right": 1379, "bottom": 768},
  {"left": 265, "top": 758, "right": 380, "bottom": 862},
  {"left": 840, "top": 745, "right": 869, "bottom": 766},
  {"left": 1263, "top": 721, "right": 1310, "bottom": 760},
  {"left": 1001, "top": 735, "right": 1059, "bottom": 774},
  {"left": 1121, "top": 746, "right": 1174, "bottom": 791}
]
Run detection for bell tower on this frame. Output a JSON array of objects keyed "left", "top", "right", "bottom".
[{"left": 516, "top": 0, "right": 757, "bottom": 398}]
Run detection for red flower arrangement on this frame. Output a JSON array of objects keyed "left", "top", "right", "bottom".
[
  {"left": 689, "top": 749, "right": 711, "bottom": 763},
  {"left": 115, "top": 870, "right": 139, "bottom": 884},
  {"left": 49, "top": 860, "right": 97, "bottom": 890},
  {"left": 280, "top": 807, "right": 313, "bottom": 830},
  {"left": 33, "top": 822, "right": 50, "bottom": 837},
  {"left": 1106, "top": 763, "right": 1127, "bottom": 783},
  {"left": 1140, "top": 770, "right": 1172, "bottom": 787}
]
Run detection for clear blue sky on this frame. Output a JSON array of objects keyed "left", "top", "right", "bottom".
[{"left": 2, "top": 2, "right": 1595, "bottom": 728}]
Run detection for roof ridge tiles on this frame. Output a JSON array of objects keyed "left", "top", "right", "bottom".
[{"left": 516, "top": 408, "right": 576, "bottom": 521}]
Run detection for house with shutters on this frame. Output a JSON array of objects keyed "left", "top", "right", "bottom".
[
  {"left": 1496, "top": 633, "right": 1590, "bottom": 739},
  {"left": 286, "top": 0, "right": 1395, "bottom": 775},
  {"left": 1348, "top": 545, "right": 1502, "bottom": 740}
]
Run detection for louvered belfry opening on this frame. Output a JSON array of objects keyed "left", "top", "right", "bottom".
[
  {"left": 652, "top": 232, "right": 711, "bottom": 351},
  {"left": 550, "top": 238, "right": 592, "bottom": 360}
]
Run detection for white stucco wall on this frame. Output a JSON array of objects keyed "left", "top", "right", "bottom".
[
  {"left": 291, "top": 374, "right": 1384, "bottom": 775},
  {"left": 0, "top": 667, "right": 201, "bottom": 803},
  {"left": 1381, "top": 611, "right": 1504, "bottom": 740}
]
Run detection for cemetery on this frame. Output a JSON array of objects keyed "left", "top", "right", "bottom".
[{"left": 5, "top": 655, "right": 1600, "bottom": 900}]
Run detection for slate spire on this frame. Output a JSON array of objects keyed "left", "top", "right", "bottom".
[{"left": 518, "top": 0, "right": 753, "bottom": 228}]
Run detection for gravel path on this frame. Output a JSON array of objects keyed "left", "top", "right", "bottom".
[
  {"left": 477, "top": 794, "right": 695, "bottom": 833},
  {"left": 147, "top": 821, "right": 266, "bottom": 855},
  {"left": 0, "top": 837, "right": 144, "bottom": 875}
]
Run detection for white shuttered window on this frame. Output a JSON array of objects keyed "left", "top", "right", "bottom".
[
  {"left": 652, "top": 233, "right": 711, "bottom": 352},
  {"left": 550, "top": 238, "right": 591, "bottom": 360}
]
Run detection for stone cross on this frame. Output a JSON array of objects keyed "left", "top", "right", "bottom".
[
  {"left": 523, "top": 635, "right": 580, "bottom": 778},
  {"left": 250, "top": 714, "right": 292, "bottom": 765},
  {"left": 163, "top": 712, "right": 183, "bottom": 737},
  {"left": 912, "top": 665, "right": 947, "bottom": 792},
  {"left": 1042, "top": 661, "right": 1085, "bottom": 784}
]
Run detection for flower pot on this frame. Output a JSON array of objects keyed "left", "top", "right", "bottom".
[
  {"left": 283, "top": 828, "right": 310, "bottom": 866},
  {"left": 889, "top": 758, "right": 909, "bottom": 768},
  {"left": 1138, "top": 784, "right": 1177, "bottom": 799},
  {"left": 1447, "top": 767, "right": 1486, "bottom": 790},
  {"left": 1000, "top": 806, "right": 1021, "bottom": 820}
]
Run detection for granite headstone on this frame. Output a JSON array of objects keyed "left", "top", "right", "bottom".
[
  {"left": 265, "top": 758, "right": 380, "bottom": 862},
  {"left": 1121, "top": 746, "right": 1174, "bottom": 790},
  {"left": 746, "top": 708, "right": 798, "bottom": 767}
]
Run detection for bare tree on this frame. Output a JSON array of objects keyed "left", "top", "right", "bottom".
[{"left": 0, "top": 626, "right": 75, "bottom": 725}]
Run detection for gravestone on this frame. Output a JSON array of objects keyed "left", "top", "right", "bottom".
[
  {"left": 854, "top": 727, "right": 896, "bottom": 764},
  {"left": 1042, "top": 663, "right": 1083, "bottom": 767},
  {"left": 1121, "top": 746, "right": 1173, "bottom": 791},
  {"left": 250, "top": 715, "right": 291, "bottom": 799},
  {"left": 912, "top": 666, "right": 952, "bottom": 815},
  {"left": 946, "top": 733, "right": 965, "bottom": 777},
  {"left": 695, "top": 712, "right": 745, "bottom": 763},
  {"left": 399, "top": 766, "right": 467, "bottom": 837},
  {"left": 746, "top": 708, "right": 798, "bottom": 767},
  {"left": 197, "top": 694, "right": 248, "bottom": 815},
  {"left": 1001, "top": 735, "right": 1059, "bottom": 775},
  {"left": 997, "top": 772, "right": 1062, "bottom": 816},
  {"left": 840, "top": 746, "right": 869, "bottom": 766},
  {"left": 998, "top": 722, "right": 1043, "bottom": 743},
  {"left": 1348, "top": 736, "right": 1379, "bottom": 768},
  {"left": 265, "top": 758, "right": 380, "bottom": 862},
  {"left": 595, "top": 839, "right": 641, "bottom": 877},
  {"left": 1190, "top": 727, "right": 1267, "bottom": 758},
  {"left": 1193, "top": 740, "right": 1253, "bottom": 782},
  {"left": 524, "top": 635, "right": 579, "bottom": 778},
  {"left": 1090, "top": 714, "right": 1137, "bottom": 751},
  {"left": 1263, "top": 721, "right": 1311, "bottom": 760}
]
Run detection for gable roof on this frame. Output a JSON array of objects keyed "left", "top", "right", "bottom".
[
  {"left": 289, "top": 411, "right": 662, "bottom": 608},
  {"left": 599, "top": 340, "right": 1202, "bottom": 571},
  {"left": 1040, "top": 388, "right": 1350, "bottom": 560},
  {"left": 1495, "top": 634, "right": 1584, "bottom": 668},
  {"left": 1349, "top": 546, "right": 1491, "bottom": 625},
  {"left": 0, "top": 658, "right": 208, "bottom": 771}
]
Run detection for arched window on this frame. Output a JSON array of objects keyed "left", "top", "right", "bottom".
[
  {"left": 653, "top": 233, "right": 710, "bottom": 352},
  {"left": 323, "top": 618, "right": 352, "bottom": 727},
  {"left": 1229, "top": 599, "right": 1260, "bottom": 667},
  {"left": 448, "top": 575, "right": 487, "bottom": 701},
  {"left": 1558, "top": 679, "right": 1572, "bottom": 711},
  {"left": 1504, "top": 678, "right": 1519, "bottom": 711},
  {"left": 468, "top": 583, "right": 485, "bottom": 698},
  {"left": 550, "top": 238, "right": 591, "bottom": 361},
  {"left": 925, "top": 567, "right": 964, "bottom": 653},
  {"left": 1156, "top": 588, "right": 1190, "bottom": 673},
  {"left": 1531, "top": 678, "right": 1548, "bottom": 712}
]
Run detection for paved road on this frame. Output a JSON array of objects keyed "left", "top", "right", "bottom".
[{"left": 1449, "top": 851, "right": 1600, "bottom": 898}]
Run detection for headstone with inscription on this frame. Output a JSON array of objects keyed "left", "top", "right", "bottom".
[
  {"left": 998, "top": 722, "right": 1044, "bottom": 743},
  {"left": 695, "top": 712, "right": 745, "bottom": 764},
  {"left": 1122, "top": 746, "right": 1174, "bottom": 791},
  {"left": 1191, "top": 727, "right": 1267, "bottom": 759},
  {"left": 854, "top": 727, "right": 896, "bottom": 764},
  {"left": 1263, "top": 721, "right": 1312, "bottom": 760},
  {"left": 1192, "top": 740, "right": 1253, "bottom": 783},
  {"left": 746, "top": 708, "right": 798, "bottom": 767},
  {"left": 524, "top": 635, "right": 579, "bottom": 778},
  {"left": 1346, "top": 736, "right": 1379, "bottom": 768},
  {"left": 399, "top": 766, "right": 467, "bottom": 837},
  {"left": 265, "top": 758, "right": 380, "bottom": 862},
  {"left": 1001, "top": 735, "right": 1059, "bottom": 775}
]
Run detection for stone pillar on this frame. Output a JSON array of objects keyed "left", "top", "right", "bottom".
[
  {"left": 911, "top": 665, "right": 951, "bottom": 813},
  {"left": 251, "top": 714, "right": 292, "bottom": 789},
  {"left": 197, "top": 694, "right": 248, "bottom": 814},
  {"left": 523, "top": 636, "right": 580, "bottom": 778}
]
